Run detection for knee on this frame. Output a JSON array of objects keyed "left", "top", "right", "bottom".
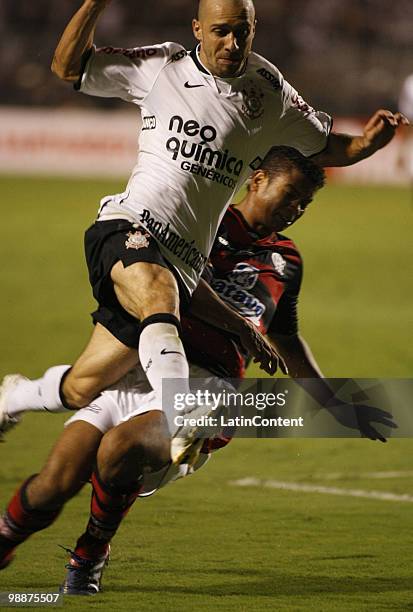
[
  {"left": 98, "top": 413, "right": 171, "bottom": 481},
  {"left": 62, "top": 374, "right": 96, "bottom": 409}
]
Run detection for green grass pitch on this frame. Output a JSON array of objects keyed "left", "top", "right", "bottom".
[{"left": 0, "top": 176, "right": 412, "bottom": 610}]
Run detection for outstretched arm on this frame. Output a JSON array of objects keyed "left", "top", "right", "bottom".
[
  {"left": 313, "top": 110, "right": 409, "bottom": 167},
  {"left": 268, "top": 332, "right": 396, "bottom": 441},
  {"left": 51, "top": 0, "right": 111, "bottom": 81}
]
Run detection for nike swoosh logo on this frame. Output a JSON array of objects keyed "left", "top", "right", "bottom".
[
  {"left": 184, "top": 82, "right": 205, "bottom": 89},
  {"left": 160, "top": 349, "right": 185, "bottom": 356}
]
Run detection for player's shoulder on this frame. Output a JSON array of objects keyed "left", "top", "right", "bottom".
[
  {"left": 246, "top": 52, "right": 285, "bottom": 92},
  {"left": 259, "top": 233, "right": 303, "bottom": 270},
  {"left": 161, "top": 42, "right": 188, "bottom": 62}
]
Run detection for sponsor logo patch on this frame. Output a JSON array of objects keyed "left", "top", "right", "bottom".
[
  {"left": 211, "top": 262, "right": 265, "bottom": 323},
  {"left": 142, "top": 115, "right": 156, "bottom": 130},
  {"left": 165, "top": 115, "right": 244, "bottom": 190},
  {"left": 256, "top": 67, "right": 281, "bottom": 90},
  {"left": 98, "top": 46, "right": 158, "bottom": 59},
  {"left": 140, "top": 209, "right": 207, "bottom": 274},
  {"left": 249, "top": 156, "right": 263, "bottom": 170},
  {"left": 171, "top": 49, "right": 187, "bottom": 62}
]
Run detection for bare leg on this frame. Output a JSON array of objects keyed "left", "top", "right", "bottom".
[
  {"left": 0, "top": 421, "right": 103, "bottom": 568},
  {"left": 110, "top": 260, "right": 180, "bottom": 320},
  {"left": 110, "top": 261, "right": 190, "bottom": 400},
  {"left": 63, "top": 323, "right": 138, "bottom": 408},
  {"left": 26, "top": 421, "right": 103, "bottom": 508}
]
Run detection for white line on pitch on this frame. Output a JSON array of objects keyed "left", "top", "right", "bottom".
[
  {"left": 316, "top": 470, "right": 413, "bottom": 480},
  {"left": 229, "top": 478, "right": 413, "bottom": 503}
]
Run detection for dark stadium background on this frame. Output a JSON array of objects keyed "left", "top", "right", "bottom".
[{"left": 1, "top": 0, "right": 412, "bottom": 113}]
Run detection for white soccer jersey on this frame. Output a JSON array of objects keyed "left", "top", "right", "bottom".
[{"left": 79, "top": 42, "right": 332, "bottom": 293}]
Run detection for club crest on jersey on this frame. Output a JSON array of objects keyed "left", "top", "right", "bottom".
[
  {"left": 125, "top": 230, "right": 150, "bottom": 250},
  {"left": 272, "top": 253, "right": 287, "bottom": 276},
  {"left": 242, "top": 81, "right": 264, "bottom": 119},
  {"left": 227, "top": 263, "right": 260, "bottom": 289}
]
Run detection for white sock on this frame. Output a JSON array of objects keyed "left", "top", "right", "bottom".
[
  {"left": 5, "top": 365, "right": 71, "bottom": 417},
  {"left": 139, "top": 322, "right": 190, "bottom": 400}
]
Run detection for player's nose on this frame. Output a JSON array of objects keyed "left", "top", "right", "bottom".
[{"left": 225, "top": 33, "right": 240, "bottom": 52}]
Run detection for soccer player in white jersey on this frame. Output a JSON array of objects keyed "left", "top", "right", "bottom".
[{"left": 0, "top": 0, "right": 408, "bottom": 463}]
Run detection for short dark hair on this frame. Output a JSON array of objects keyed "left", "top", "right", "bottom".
[{"left": 257, "top": 146, "right": 326, "bottom": 191}]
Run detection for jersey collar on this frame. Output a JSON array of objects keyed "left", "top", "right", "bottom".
[
  {"left": 190, "top": 44, "right": 248, "bottom": 79},
  {"left": 190, "top": 45, "right": 212, "bottom": 75},
  {"left": 226, "top": 206, "right": 280, "bottom": 247}
]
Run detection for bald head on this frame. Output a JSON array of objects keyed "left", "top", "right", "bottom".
[
  {"left": 193, "top": 0, "right": 256, "bottom": 77},
  {"left": 198, "top": 0, "right": 255, "bottom": 22}
]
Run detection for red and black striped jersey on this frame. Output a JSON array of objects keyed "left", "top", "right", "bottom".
[{"left": 181, "top": 206, "right": 303, "bottom": 378}]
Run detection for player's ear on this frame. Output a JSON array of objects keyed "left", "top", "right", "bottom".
[
  {"left": 249, "top": 170, "right": 266, "bottom": 192},
  {"left": 252, "top": 18, "right": 257, "bottom": 37},
  {"left": 192, "top": 19, "right": 203, "bottom": 42}
]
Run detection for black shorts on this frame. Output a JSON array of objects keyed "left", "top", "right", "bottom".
[{"left": 84, "top": 220, "right": 189, "bottom": 348}]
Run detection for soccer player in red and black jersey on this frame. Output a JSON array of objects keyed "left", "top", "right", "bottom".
[
  {"left": 184, "top": 145, "right": 323, "bottom": 382},
  {"left": 0, "top": 147, "right": 394, "bottom": 594}
]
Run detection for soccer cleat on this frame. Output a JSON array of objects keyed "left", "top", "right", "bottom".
[
  {"left": 0, "top": 375, "right": 24, "bottom": 441},
  {"left": 171, "top": 398, "right": 222, "bottom": 466},
  {"left": 171, "top": 435, "right": 203, "bottom": 467},
  {"left": 60, "top": 546, "right": 110, "bottom": 596}
]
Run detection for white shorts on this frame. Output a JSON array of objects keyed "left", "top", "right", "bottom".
[
  {"left": 65, "top": 363, "right": 228, "bottom": 433},
  {"left": 65, "top": 363, "right": 230, "bottom": 496}
]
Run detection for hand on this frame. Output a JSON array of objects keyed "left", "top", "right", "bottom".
[
  {"left": 362, "top": 109, "right": 409, "bottom": 153},
  {"left": 325, "top": 399, "right": 397, "bottom": 443},
  {"left": 238, "top": 320, "right": 288, "bottom": 376}
]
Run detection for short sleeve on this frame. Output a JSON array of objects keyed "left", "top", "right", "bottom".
[
  {"left": 267, "top": 259, "right": 302, "bottom": 336},
  {"left": 77, "top": 41, "right": 185, "bottom": 104},
  {"left": 276, "top": 78, "right": 332, "bottom": 157}
]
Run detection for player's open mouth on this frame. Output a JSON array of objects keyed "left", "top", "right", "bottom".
[{"left": 218, "top": 57, "right": 241, "bottom": 65}]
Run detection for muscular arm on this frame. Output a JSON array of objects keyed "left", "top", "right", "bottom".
[
  {"left": 191, "top": 278, "right": 248, "bottom": 337},
  {"left": 313, "top": 110, "right": 409, "bottom": 167},
  {"left": 51, "top": 0, "right": 111, "bottom": 81}
]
